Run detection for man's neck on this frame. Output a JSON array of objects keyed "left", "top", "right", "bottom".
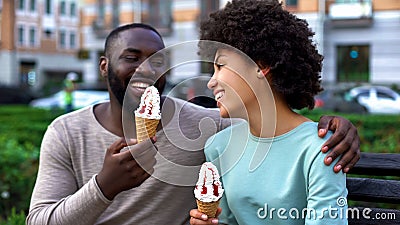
[{"left": 94, "top": 100, "right": 124, "bottom": 137}]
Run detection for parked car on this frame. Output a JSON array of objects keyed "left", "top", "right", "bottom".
[
  {"left": 314, "top": 88, "right": 367, "bottom": 114},
  {"left": 348, "top": 85, "right": 400, "bottom": 114},
  {"left": 0, "top": 85, "right": 37, "bottom": 104},
  {"left": 29, "top": 90, "right": 109, "bottom": 110}
]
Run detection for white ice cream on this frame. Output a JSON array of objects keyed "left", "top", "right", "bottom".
[
  {"left": 134, "top": 86, "right": 161, "bottom": 120},
  {"left": 194, "top": 162, "right": 224, "bottom": 202}
]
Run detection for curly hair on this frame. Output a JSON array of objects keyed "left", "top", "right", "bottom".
[{"left": 199, "top": 0, "right": 323, "bottom": 110}]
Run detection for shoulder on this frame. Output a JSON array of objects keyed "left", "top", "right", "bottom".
[
  {"left": 164, "top": 96, "right": 230, "bottom": 130},
  {"left": 50, "top": 105, "right": 94, "bottom": 127},
  {"left": 47, "top": 105, "right": 97, "bottom": 139},
  {"left": 204, "top": 120, "right": 247, "bottom": 154}
]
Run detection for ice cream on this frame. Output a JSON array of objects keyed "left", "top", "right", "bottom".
[
  {"left": 134, "top": 86, "right": 161, "bottom": 143},
  {"left": 194, "top": 162, "right": 224, "bottom": 218}
]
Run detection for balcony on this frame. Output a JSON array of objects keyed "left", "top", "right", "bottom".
[{"left": 326, "top": 0, "right": 373, "bottom": 27}]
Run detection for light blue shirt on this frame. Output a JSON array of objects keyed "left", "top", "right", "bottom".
[{"left": 205, "top": 121, "right": 348, "bottom": 225}]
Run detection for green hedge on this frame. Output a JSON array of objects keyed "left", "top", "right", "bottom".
[
  {"left": 0, "top": 106, "right": 399, "bottom": 223},
  {"left": 0, "top": 106, "right": 62, "bottom": 222},
  {"left": 300, "top": 109, "right": 400, "bottom": 153}
]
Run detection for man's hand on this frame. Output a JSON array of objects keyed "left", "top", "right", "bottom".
[
  {"left": 318, "top": 115, "right": 360, "bottom": 173},
  {"left": 96, "top": 137, "right": 157, "bottom": 200}
]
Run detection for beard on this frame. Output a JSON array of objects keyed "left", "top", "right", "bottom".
[
  {"left": 107, "top": 64, "right": 127, "bottom": 106},
  {"left": 107, "top": 64, "right": 167, "bottom": 106}
]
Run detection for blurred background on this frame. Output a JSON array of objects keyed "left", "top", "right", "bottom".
[{"left": 0, "top": 0, "right": 399, "bottom": 223}]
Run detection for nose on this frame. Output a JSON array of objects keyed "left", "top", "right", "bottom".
[
  {"left": 207, "top": 75, "right": 217, "bottom": 90},
  {"left": 136, "top": 60, "right": 155, "bottom": 76}
]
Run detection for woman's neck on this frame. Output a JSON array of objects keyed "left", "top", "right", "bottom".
[{"left": 247, "top": 96, "right": 310, "bottom": 138}]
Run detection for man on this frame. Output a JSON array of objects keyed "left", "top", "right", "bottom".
[
  {"left": 27, "top": 23, "right": 360, "bottom": 225},
  {"left": 63, "top": 72, "right": 78, "bottom": 113}
]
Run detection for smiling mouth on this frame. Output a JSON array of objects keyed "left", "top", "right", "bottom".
[
  {"left": 215, "top": 91, "right": 225, "bottom": 101},
  {"left": 131, "top": 82, "right": 151, "bottom": 89}
]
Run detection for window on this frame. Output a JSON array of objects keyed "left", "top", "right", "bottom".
[
  {"left": 200, "top": 0, "right": 219, "bottom": 21},
  {"left": 70, "top": 32, "right": 76, "bottom": 49},
  {"left": 70, "top": 2, "right": 76, "bottom": 17},
  {"left": 18, "top": 26, "right": 25, "bottom": 46},
  {"left": 45, "top": 0, "right": 52, "bottom": 14},
  {"left": 144, "top": 0, "right": 172, "bottom": 36},
  {"left": 336, "top": 45, "right": 370, "bottom": 82},
  {"left": 18, "top": 0, "right": 25, "bottom": 10},
  {"left": 59, "top": 30, "right": 66, "bottom": 48},
  {"left": 60, "top": 1, "right": 66, "bottom": 15},
  {"left": 29, "top": 0, "right": 36, "bottom": 12},
  {"left": 97, "top": 0, "right": 105, "bottom": 27},
  {"left": 286, "top": 0, "right": 298, "bottom": 6},
  {"left": 29, "top": 27, "right": 36, "bottom": 46},
  {"left": 111, "top": 0, "right": 120, "bottom": 28},
  {"left": 44, "top": 29, "right": 53, "bottom": 38}
]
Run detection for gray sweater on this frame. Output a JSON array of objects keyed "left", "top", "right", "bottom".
[{"left": 27, "top": 97, "right": 230, "bottom": 225}]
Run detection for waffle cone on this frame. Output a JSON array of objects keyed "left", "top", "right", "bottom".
[
  {"left": 196, "top": 199, "right": 220, "bottom": 218},
  {"left": 135, "top": 116, "right": 159, "bottom": 143}
]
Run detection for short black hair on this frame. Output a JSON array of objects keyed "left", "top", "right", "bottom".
[
  {"left": 199, "top": 0, "right": 323, "bottom": 110},
  {"left": 104, "top": 23, "right": 162, "bottom": 58}
]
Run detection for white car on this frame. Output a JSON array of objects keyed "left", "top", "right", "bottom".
[
  {"left": 30, "top": 90, "right": 109, "bottom": 110},
  {"left": 348, "top": 86, "right": 400, "bottom": 114}
]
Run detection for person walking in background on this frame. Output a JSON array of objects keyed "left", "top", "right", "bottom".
[{"left": 63, "top": 72, "right": 78, "bottom": 113}]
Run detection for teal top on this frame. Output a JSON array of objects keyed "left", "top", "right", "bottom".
[{"left": 205, "top": 121, "right": 348, "bottom": 225}]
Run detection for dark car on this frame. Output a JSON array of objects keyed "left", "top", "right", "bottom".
[
  {"left": 0, "top": 86, "right": 36, "bottom": 104},
  {"left": 314, "top": 88, "right": 367, "bottom": 114}
]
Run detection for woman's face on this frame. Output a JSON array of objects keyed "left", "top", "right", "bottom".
[{"left": 207, "top": 49, "right": 259, "bottom": 118}]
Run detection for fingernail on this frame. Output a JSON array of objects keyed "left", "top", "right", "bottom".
[
  {"left": 201, "top": 214, "right": 208, "bottom": 220},
  {"left": 335, "top": 165, "right": 342, "bottom": 171},
  {"left": 325, "top": 157, "right": 332, "bottom": 164},
  {"left": 318, "top": 129, "right": 325, "bottom": 135},
  {"left": 212, "top": 219, "right": 219, "bottom": 224},
  {"left": 322, "top": 146, "right": 329, "bottom": 152},
  {"left": 344, "top": 167, "right": 349, "bottom": 173}
]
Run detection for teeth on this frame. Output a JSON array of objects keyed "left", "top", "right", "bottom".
[
  {"left": 215, "top": 91, "right": 224, "bottom": 101},
  {"left": 132, "top": 82, "right": 150, "bottom": 88}
]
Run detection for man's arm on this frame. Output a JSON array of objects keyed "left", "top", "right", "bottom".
[
  {"left": 317, "top": 115, "right": 360, "bottom": 173},
  {"left": 27, "top": 123, "right": 157, "bottom": 225},
  {"left": 26, "top": 125, "right": 111, "bottom": 225}
]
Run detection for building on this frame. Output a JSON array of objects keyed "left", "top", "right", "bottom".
[
  {"left": 79, "top": 0, "right": 400, "bottom": 89},
  {"left": 1, "top": 0, "right": 399, "bottom": 94},
  {"left": 288, "top": 0, "right": 400, "bottom": 87},
  {"left": 0, "top": 0, "right": 83, "bottom": 93},
  {"left": 80, "top": 0, "right": 229, "bottom": 86}
]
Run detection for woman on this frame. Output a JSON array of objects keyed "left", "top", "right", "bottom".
[{"left": 190, "top": 0, "right": 348, "bottom": 224}]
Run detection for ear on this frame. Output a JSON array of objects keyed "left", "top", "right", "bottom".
[
  {"left": 256, "top": 67, "right": 271, "bottom": 79},
  {"left": 261, "top": 68, "right": 270, "bottom": 76},
  {"left": 99, "top": 56, "right": 108, "bottom": 78}
]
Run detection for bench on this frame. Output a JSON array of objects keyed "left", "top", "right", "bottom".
[{"left": 347, "top": 152, "right": 400, "bottom": 225}]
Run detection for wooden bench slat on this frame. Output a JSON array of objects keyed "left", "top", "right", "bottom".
[
  {"left": 347, "top": 177, "right": 400, "bottom": 204},
  {"left": 349, "top": 153, "right": 400, "bottom": 176},
  {"left": 348, "top": 207, "right": 400, "bottom": 225}
]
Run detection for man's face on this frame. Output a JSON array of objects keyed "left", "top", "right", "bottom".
[{"left": 106, "top": 28, "right": 167, "bottom": 106}]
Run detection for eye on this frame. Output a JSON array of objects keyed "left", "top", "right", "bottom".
[
  {"left": 150, "top": 57, "right": 165, "bottom": 67},
  {"left": 214, "top": 62, "right": 224, "bottom": 70},
  {"left": 123, "top": 55, "right": 139, "bottom": 63}
]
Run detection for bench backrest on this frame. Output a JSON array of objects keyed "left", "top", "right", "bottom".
[{"left": 347, "top": 152, "right": 400, "bottom": 225}]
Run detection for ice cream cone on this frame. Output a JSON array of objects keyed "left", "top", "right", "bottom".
[
  {"left": 196, "top": 199, "right": 220, "bottom": 218},
  {"left": 135, "top": 116, "right": 159, "bottom": 143}
]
